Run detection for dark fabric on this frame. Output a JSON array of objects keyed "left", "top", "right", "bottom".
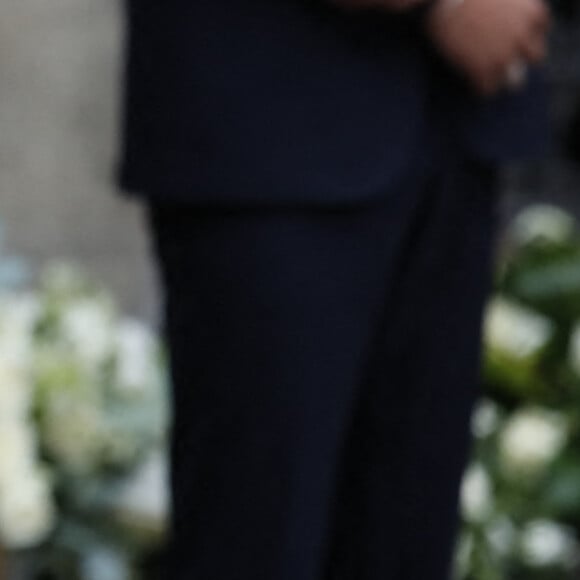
[
  {"left": 563, "top": 97, "right": 580, "bottom": 163},
  {"left": 118, "top": 0, "right": 548, "bottom": 205},
  {"left": 145, "top": 157, "right": 499, "bottom": 580}
]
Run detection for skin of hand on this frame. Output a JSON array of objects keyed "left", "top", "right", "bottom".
[{"left": 424, "top": 0, "right": 551, "bottom": 96}]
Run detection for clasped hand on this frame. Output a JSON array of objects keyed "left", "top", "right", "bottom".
[{"left": 332, "top": 0, "right": 551, "bottom": 96}]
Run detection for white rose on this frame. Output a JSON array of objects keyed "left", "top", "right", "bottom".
[
  {"left": 0, "top": 293, "right": 40, "bottom": 334},
  {"left": 511, "top": 204, "right": 575, "bottom": 246},
  {"left": 0, "top": 293, "right": 39, "bottom": 368},
  {"left": 499, "top": 409, "right": 567, "bottom": 477},
  {"left": 115, "top": 319, "right": 158, "bottom": 396},
  {"left": 484, "top": 298, "right": 553, "bottom": 360},
  {"left": 41, "top": 396, "right": 104, "bottom": 473},
  {"left": 460, "top": 463, "right": 493, "bottom": 523},
  {"left": 0, "top": 357, "right": 33, "bottom": 420},
  {"left": 107, "top": 450, "right": 169, "bottom": 535},
  {"left": 567, "top": 322, "right": 580, "bottom": 377},
  {"left": 0, "top": 467, "right": 56, "bottom": 549},
  {"left": 81, "top": 545, "right": 130, "bottom": 580},
  {"left": 0, "top": 422, "right": 39, "bottom": 485},
  {"left": 520, "top": 519, "right": 578, "bottom": 568},
  {"left": 101, "top": 429, "right": 142, "bottom": 467},
  {"left": 471, "top": 399, "right": 501, "bottom": 439},
  {"left": 453, "top": 531, "right": 474, "bottom": 579},
  {"left": 60, "top": 298, "right": 114, "bottom": 367},
  {"left": 32, "top": 343, "right": 92, "bottom": 393},
  {"left": 486, "top": 516, "right": 517, "bottom": 558}
]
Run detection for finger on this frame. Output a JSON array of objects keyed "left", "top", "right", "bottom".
[
  {"left": 520, "top": 35, "right": 547, "bottom": 64},
  {"left": 528, "top": 0, "right": 551, "bottom": 33},
  {"left": 472, "top": 66, "right": 503, "bottom": 97}
]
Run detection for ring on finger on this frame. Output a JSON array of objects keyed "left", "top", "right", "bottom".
[{"left": 504, "top": 59, "right": 529, "bottom": 91}]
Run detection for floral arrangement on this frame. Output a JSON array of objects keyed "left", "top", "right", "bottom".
[
  {"left": 456, "top": 204, "right": 580, "bottom": 580},
  {"left": 0, "top": 262, "right": 168, "bottom": 580},
  {"left": 6, "top": 205, "right": 580, "bottom": 579}
]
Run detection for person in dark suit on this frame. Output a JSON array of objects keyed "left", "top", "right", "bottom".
[{"left": 118, "top": 1, "right": 550, "bottom": 578}]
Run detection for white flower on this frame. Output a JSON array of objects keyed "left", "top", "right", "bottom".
[
  {"left": 567, "top": 322, "right": 580, "bottom": 377},
  {"left": 33, "top": 343, "right": 92, "bottom": 393},
  {"left": 0, "top": 422, "right": 39, "bottom": 485},
  {"left": 0, "top": 293, "right": 40, "bottom": 333},
  {"left": 487, "top": 516, "right": 517, "bottom": 558},
  {"left": 41, "top": 396, "right": 104, "bottom": 474},
  {"left": 0, "top": 293, "right": 39, "bottom": 365},
  {"left": 520, "top": 519, "right": 578, "bottom": 568},
  {"left": 471, "top": 399, "right": 501, "bottom": 439},
  {"left": 101, "top": 429, "right": 142, "bottom": 467},
  {"left": 0, "top": 467, "right": 56, "bottom": 549},
  {"left": 0, "top": 332, "right": 32, "bottom": 373},
  {"left": 511, "top": 204, "right": 575, "bottom": 246},
  {"left": 115, "top": 319, "right": 158, "bottom": 396},
  {"left": 0, "top": 356, "right": 33, "bottom": 420},
  {"left": 452, "top": 531, "right": 474, "bottom": 579},
  {"left": 60, "top": 298, "right": 114, "bottom": 367},
  {"left": 107, "top": 450, "right": 169, "bottom": 535},
  {"left": 499, "top": 408, "right": 567, "bottom": 477},
  {"left": 81, "top": 545, "right": 131, "bottom": 580},
  {"left": 484, "top": 298, "right": 553, "bottom": 360},
  {"left": 460, "top": 463, "right": 493, "bottom": 523}
]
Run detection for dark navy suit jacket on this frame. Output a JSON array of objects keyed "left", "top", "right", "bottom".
[{"left": 118, "top": 0, "right": 548, "bottom": 205}]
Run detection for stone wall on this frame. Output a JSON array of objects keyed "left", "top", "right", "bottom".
[{"left": 0, "top": 0, "right": 157, "bottom": 320}]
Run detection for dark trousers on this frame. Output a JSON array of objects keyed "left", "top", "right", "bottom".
[{"left": 145, "top": 158, "right": 499, "bottom": 580}]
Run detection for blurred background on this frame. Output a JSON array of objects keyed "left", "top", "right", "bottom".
[
  {"left": 2, "top": 1, "right": 580, "bottom": 579},
  {"left": 0, "top": 0, "right": 155, "bottom": 321}
]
